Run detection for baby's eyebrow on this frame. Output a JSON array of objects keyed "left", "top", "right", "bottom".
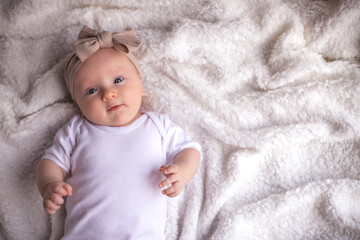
[
  {"left": 77, "top": 83, "right": 94, "bottom": 92},
  {"left": 111, "top": 68, "right": 125, "bottom": 75},
  {"left": 111, "top": 71, "right": 128, "bottom": 79}
]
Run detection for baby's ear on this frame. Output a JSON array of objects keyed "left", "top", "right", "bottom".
[{"left": 142, "top": 87, "right": 146, "bottom": 97}]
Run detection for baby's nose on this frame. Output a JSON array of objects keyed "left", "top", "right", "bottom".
[{"left": 102, "top": 89, "right": 117, "bottom": 101}]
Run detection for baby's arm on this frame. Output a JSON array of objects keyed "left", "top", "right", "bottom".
[
  {"left": 36, "top": 159, "right": 72, "bottom": 215},
  {"left": 159, "top": 148, "right": 200, "bottom": 198}
]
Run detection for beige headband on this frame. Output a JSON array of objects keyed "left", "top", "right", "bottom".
[{"left": 64, "top": 25, "right": 142, "bottom": 100}]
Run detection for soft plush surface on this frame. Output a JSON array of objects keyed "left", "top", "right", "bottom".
[{"left": 1, "top": 0, "right": 360, "bottom": 239}]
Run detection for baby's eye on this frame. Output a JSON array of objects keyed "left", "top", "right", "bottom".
[
  {"left": 87, "top": 88, "right": 97, "bottom": 95},
  {"left": 114, "top": 77, "right": 124, "bottom": 84}
]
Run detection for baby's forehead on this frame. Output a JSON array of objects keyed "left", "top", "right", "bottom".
[{"left": 74, "top": 58, "right": 135, "bottom": 87}]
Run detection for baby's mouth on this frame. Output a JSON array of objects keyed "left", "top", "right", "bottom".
[{"left": 107, "top": 104, "right": 123, "bottom": 112}]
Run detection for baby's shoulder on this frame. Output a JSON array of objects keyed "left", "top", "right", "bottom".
[
  {"left": 145, "top": 112, "right": 172, "bottom": 137},
  {"left": 50, "top": 114, "right": 85, "bottom": 145},
  {"left": 60, "top": 114, "right": 86, "bottom": 135},
  {"left": 146, "top": 111, "right": 170, "bottom": 123},
  {"left": 68, "top": 114, "right": 85, "bottom": 126},
  {"left": 145, "top": 111, "right": 183, "bottom": 136}
]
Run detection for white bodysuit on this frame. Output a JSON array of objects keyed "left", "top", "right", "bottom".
[{"left": 42, "top": 112, "right": 201, "bottom": 240}]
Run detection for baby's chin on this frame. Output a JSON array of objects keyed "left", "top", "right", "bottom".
[{"left": 83, "top": 112, "right": 142, "bottom": 127}]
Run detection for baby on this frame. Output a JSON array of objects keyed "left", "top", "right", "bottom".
[{"left": 36, "top": 26, "right": 201, "bottom": 239}]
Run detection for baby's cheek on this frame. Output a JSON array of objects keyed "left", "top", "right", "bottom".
[{"left": 78, "top": 101, "right": 96, "bottom": 118}]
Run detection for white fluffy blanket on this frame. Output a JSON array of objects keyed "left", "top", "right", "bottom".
[{"left": 1, "top": 0, "right": 360, "bottom": 239}]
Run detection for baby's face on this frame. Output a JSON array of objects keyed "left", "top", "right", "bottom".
[{"left": 73, "top": 48, "right": 145, "bottom": 127}]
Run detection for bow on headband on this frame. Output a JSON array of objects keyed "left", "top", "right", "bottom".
[{"left": 73, "top": 25, "right": 142, "bottom": 62}]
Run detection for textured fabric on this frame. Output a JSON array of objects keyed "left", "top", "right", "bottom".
[
  {"left": 64, "top": 25, "right": 142, "bottom": 100},
  {"left": 1, "top": 1, "right": 360, "bottom": 240},
  {"left": 42, "top": 112, "right": 201, "bottom": 239}
]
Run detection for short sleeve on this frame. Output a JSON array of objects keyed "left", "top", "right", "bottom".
[
  {"left": 161, "top": 114, "right": 202, "bottom": 164},
  {"left": 42, "top": 115, "right": 83, "bottom": 173}
]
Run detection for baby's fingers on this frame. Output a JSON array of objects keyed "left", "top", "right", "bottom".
[
  {"left": 44, "top": 199, "right": 61, "bottom": 215},
  {"left": 52, "top": 182, "right": 72, "bottom": 196},
  {"left": 159, "top": 174, "right": 179, "bottom": 188},
  {"left": 159, "top": 164, "right": 179, "bottom": 175},
  {"left": 62, "top": 182, "right": 73, "bottom": 196},
  {"left": 162, "top": 181, "right": 183, "bottom": 198},
  {"left": 159, "top": 164, "right": 170, "bottom": 174},
  {"left": 50, "top": 193, "right": 65, "bottom": 206}
]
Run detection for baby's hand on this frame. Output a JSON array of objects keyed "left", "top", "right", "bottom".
[
  {"left": 41, "top": 181, "right": 72, "bottom": 215},
  {"left": 159, "top": 164, "right": 185, "bottom": 198}
]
